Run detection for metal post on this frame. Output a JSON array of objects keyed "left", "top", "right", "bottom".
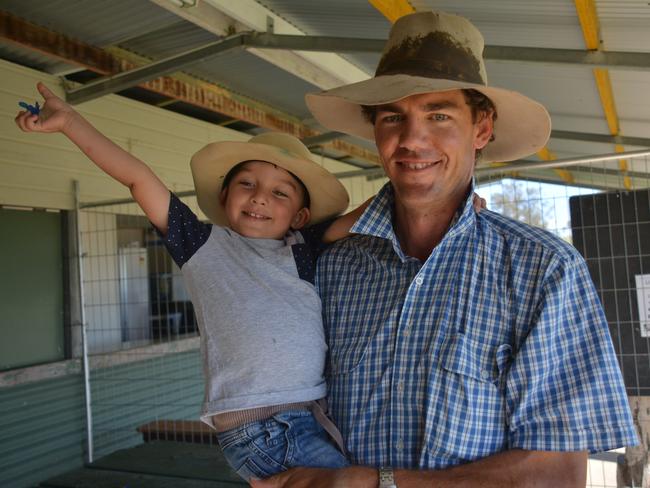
[{"left": 74, "top": 180, "right": 94, "bottom": 463}]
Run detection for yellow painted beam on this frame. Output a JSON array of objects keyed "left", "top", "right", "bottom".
[
  {"left": 615, "top": 145, "right": 633, "bottom": 189},
  {"left": 537, "top": 148, "right": 575, "bottom": 183},
  {"left": 574, "top": 0, "right": 600, "bottom": 50},
  {"left": 368, "top": 0, "right": 415, "bottom": 23},
  {"left": 575, "top": 1, "right": 630, "bottom": 189},
  {"left": 593, "top": 68, "right": 620, "bottom": 135},
  {"left": 537, "top": 147, "right": 556, "bottom": 161}
]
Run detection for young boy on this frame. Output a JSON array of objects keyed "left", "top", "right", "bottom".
[{"left": 15, "top": 83, "right": 362, "bottom": 481}]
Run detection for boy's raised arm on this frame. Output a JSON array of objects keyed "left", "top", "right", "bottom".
[
  {"left": 15, "top": 82, "right": 171, "bottom": 234},
  {"left": 321, "top": 192, "right": 487, "bottom": 244}
]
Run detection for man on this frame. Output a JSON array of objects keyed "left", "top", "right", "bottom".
[{"left": 253, "top": 10, "right": 638, "bottom": 488}]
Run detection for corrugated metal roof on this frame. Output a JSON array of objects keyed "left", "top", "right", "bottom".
[
  {"left": 0, "top": 0, "right": 180, "bottom": 47},
  {"left": 598, "top": 0, "right": 650, "bottom": 52},
  {"left": 256, "top": 0, "right": 388, "bottom": 72},
  {"left": 0, "top": 0, "right": 649, "bottom": 178},
  {"left": 411, "top": 0, "right": 586, "bottom": 49},
  {"left": 186, "top": 49, "right": 321, "bottom": 117},
  {"left": 0, "top": 41, "right": 77, "bottom": 74}
]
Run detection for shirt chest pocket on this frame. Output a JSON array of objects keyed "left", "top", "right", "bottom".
[
  {"left": 438, "top": 334, "right": 512, "bottom": 387},
  {"left": 426, "top": 334, "right": 513, "bottom": 460},
  {"left": 327, "top": 332, "right": 372, "bottom": 376}
]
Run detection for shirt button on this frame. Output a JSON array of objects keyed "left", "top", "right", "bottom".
[
  {"left": 397, "top": 381, "right": 404, "bottom": 392},
  {"left": 481, "top": 370, "right": 491, "bottom": 380},
  {"left": 396, "top": 439, "right": 404, "bottom": 451},
  {"left": 403, "top": 328, "right": 410, "bottom": 337},
  {"left": 415, "top": 277, "right": 423, "bottom": 286}
]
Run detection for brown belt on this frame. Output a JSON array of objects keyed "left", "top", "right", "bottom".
[{"left": 211, "top": 399, "right": 346, "bottom": 455}]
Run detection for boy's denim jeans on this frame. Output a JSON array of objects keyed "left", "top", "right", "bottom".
[{"left": 216, "top": 409, "right": 349, "bottom": 481}]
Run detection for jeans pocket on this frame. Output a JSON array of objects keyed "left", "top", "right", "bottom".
[
  {"left": 217, "top": 421, "right": 290, "bottom": 482},
  {"left": 236, "top": 456, "right": 284, "bottom": 481}
]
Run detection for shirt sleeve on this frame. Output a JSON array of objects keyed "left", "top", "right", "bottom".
[
  {"left": 154, "top": 192, "right": 212, "bottom": 268},
  {"left": 506, "top": 253, "right": 638, "bottom": 453},
  {"left": 290, "top": 219, "right": 336, "bottom": 285},
  {"left": 299, "top": 218, "right": 336, "bottom": 255}
]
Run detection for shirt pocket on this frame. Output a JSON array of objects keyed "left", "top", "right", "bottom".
[
  {"left": 327, "top": 322, "right": 380, "bottom": 376},
  {"left": 426, "top": 334, "right": 512, "bottom": 460},
  {"left": 439, "top": 333, "right": 511, "bottom": 388}
]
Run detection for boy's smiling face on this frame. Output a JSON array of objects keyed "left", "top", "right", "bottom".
[{"left": 219, "top": 161, "right": 310, "bottom": 239}]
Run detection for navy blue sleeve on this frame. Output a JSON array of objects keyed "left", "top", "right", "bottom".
[
  {"left": 292, "top": 218, "right": 335, "bottom": 285},
  {"left": 299, "top": 218, "right": 336, "bottom": 255},
  {"left": 154, "top": 192, "right": 212, "bottom": 268}
]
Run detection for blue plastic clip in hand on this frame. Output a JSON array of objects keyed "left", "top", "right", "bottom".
[{"left": 19, "top": 101, "right": 40, "bottom": 115}]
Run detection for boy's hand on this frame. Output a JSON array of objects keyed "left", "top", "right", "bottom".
[
  {"left": 472, "top": 192, "right": 487, "bottom": 213},
  {"left": 15, "top": 82, "right": 76, "bottom": 134}
]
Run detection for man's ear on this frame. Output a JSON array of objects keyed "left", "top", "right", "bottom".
[
  {"left": 290, "top": 207, "right": 311, "bottom": 230},
  {"left": 474, "top": 111, "right": 494, "bottom": 151}
]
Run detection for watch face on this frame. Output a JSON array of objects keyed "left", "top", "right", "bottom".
[{"left": 379, "top": 467, "right": 397, "bottom": 488}]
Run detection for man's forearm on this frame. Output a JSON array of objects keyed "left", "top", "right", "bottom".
[
  {"left": 393, "top": 449, "right": 587, "bottom": 488},
  {"left": 251, "top": 449, "right": 587, "bottom": 488}
]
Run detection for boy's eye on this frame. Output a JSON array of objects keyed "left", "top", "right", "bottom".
[
  {"left": 239, "top": 180, "right": 253, "bottom": 187},
  {"left": 273, "top": 190, "right": 289, "bottom": 198}
]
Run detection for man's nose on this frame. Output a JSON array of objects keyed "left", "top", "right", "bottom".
[{"left": 399, "top": 118, "right": 427, "bottom": 150}]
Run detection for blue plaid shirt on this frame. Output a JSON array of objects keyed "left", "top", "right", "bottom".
[{"left": 317, "top": 182, "right": 637, "bottom": 470}]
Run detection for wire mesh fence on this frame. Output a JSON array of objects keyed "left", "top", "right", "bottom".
[{"left": 75, "top": 153, "right": 650, "bottom": 487}]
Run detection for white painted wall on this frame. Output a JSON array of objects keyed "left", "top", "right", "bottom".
[
  {"left": 1, "top": 59, "right": 386, "bottom": 355},
  {"left": 0, "top": 59, "right": 384, "bottom": 214}
]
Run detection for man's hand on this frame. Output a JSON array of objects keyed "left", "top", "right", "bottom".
[{"left": 249, "top": 466, "right": 376, "bottom": 488}]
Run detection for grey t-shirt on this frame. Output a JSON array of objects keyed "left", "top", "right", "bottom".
[{"left": 160, "top": 194, "right": 330, "bottom": 424}]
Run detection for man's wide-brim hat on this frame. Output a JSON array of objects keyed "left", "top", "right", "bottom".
[
  {"left": 191, "top": 132, "right": 349, "bottom": 227},
  {"left": 306, "top": 11, "right": 551, "bottom": 163}
]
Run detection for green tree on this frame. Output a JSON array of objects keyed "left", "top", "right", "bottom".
[{"left": 489, "top": 180, "right": 550, "bottom": 229}]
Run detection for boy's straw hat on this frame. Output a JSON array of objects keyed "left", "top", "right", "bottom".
[
  {"left": 306, "top": 10, "right": 551, "bottom": 163},
  {"left": 191, "top": 132, "right": 349, "bottom": 226}
]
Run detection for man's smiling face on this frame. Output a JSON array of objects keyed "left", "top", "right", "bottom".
[{"left": 373, "top": 89, "right": 493, "bottom": 207}]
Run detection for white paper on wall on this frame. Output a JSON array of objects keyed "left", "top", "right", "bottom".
[{"left": 636, "top": 274, "right": 650, "bottom": 337}]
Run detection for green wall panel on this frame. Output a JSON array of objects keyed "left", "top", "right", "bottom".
[
  {"left": 0, "top": 348, "right": 203, "bottom": 488},
  {"left": 0, "top": 208, "right": 64, "bottom": 370}
]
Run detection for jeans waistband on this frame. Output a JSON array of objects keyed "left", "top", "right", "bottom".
[{"left": 211, "top": 401, "right": 313, "bottom": 432}]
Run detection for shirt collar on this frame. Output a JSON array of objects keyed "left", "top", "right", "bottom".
[{"left": 350, "top": 179, "right": 478, "bottom": 260}]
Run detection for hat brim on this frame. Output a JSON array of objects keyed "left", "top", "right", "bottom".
[
  {"left": 190, "top": 141, "right": 349, "bottom": 227},
  {"left": 306, "top": 74, "right": 551, "bottom": 163}
]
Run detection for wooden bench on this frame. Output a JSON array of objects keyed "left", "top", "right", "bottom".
[{"left": 137, "top": 419, "right": 219, "bottom": 445}]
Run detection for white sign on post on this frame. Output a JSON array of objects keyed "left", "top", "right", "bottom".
[{"left": 636, "top": 274, "right": 650, "bottom": 337}]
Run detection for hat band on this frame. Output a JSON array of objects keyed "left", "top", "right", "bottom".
[{"left": 375, "top": 32, "right": 485, "bottom": 85}]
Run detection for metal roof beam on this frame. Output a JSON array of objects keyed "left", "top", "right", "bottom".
[
  {"left": 483, "top": 45, "right": 650, "bottom": 71},
  {"left": 244, "top": 33, "right": 650, "bottom": 71},
  {"left": 149, "top": 0, "right": 356, "bottom": 89},
  {"left": 551, "top": 130, "right": 650, "bottom": 148},
  {"left": 66, "top": 33, "right": 247, "bottom": 104},
  {"left": 301, "top": 131, "right": 346, "bottom": 147},
  {"left": 65, "top": 30, "right": 650, "bottom": 105},
  {"left": 477, "top": 148, "right": 650, "bottom": 176},
  {"left": 202, "top": 0, "right": 369, "bottom": 87}
]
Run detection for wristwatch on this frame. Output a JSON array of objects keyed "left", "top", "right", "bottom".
[{"left": 378, "top": 467, "right": 397, "bottom": 488}]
